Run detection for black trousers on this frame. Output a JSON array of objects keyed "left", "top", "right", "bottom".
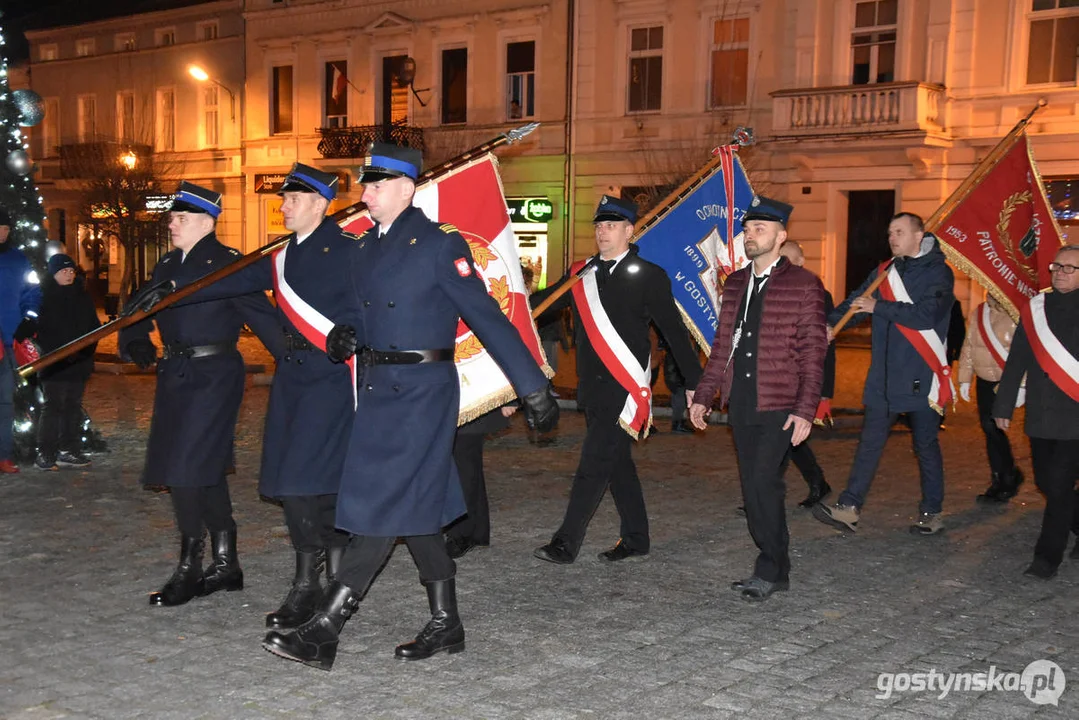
[
  {"left": 281, "top": 494, "right": 348, "bottom": 553},
  {"left": 37, "top": 379, "right": 86, "bottom": 459},
  {"left": 1029, "top": 437, "right": 1079, "bottom": 568},
  {"left": 553, "top": 405, "right": 649, "bottom": 556},
  {"left": 787, "top": 441, "right": 824, "bottom": 486},
  {"left": 447, "top": 433, "right": 490, "bottom": 544},
  {"left": 976, "top": 377, "right": 1017, "bottom": 476},
  {"left": 171, "top": 483, "right": 235, "bottom": 538},
  {"left": 731, "top": 420, "right": 794, "bottom": 583},
  {"left": 336, "top": 533, "right": 455, "bottom": 595}
]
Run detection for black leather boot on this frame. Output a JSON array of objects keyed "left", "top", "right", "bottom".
[
  {"left": 977, "top": 473, "right": 1008, "bottom": 502},
  {"left": 996, "top": 467, "right": 1024, "bottom": 501},
  {"left": 798, "top": 472, "right": 832, "bottom": 508},
  {"left": 265, "top": 550, "right": 324, "bottom": 629},
  {"left": 394, "top": 578, "right": 465, "bottom": 660},
  {"left": 149, "top": 536, "right": 205, "bottom": 607},
  {"left": 263, "top": 581, "right": 359, "bottom": 671},
  {"left": 325, "top": 545, "right": 346, "bottom": 584},
  {"left": 202, "top": 528, "right": 244, "bottom": 596}
]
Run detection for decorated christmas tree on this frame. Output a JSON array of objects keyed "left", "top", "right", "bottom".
[{"left": 0, "top": 9, "right": 47, "bottom": 271}]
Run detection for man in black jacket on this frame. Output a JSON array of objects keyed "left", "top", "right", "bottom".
[
  {"left": 531, "top": 195, "right": 702, "bottom": 564},
  {"left": 993, "top": 244, "right": 1079, "bottom": 579}
]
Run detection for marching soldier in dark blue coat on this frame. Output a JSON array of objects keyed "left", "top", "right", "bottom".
[
  {"left": 138, "top": 165, "right": 361, "bottom": 629},
  {"left": 119, "top": 182, "right": 283, "bottom": 607},
  {"left": 263, "top": 143, "right": 559, "bottom": 671}
]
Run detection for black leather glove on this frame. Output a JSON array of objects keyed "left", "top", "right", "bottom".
[
  {"left": 12, "top": 317, "right": 38, "bottom": 343},
  {"left": 122, "top": 280, "right": 175, "bottom": 317},
  {"left": 325, "top": 324, "right": 358, "bottom": 363},
  {"left": 522, "top": 386, "right": 559, "bottom": 434},
  {"left": 125, "top": 338, "right": 158, "bottom": 369}
]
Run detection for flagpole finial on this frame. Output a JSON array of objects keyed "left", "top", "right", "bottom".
[
  {"left": 732, "top": 126, "right": 755, "bottom": 147},
  {"left": 506, "top": 122, "right": 540, "bottom": 143},
  {"left": 1037, "top": 97, "right": 1048, "bottom": 108}
]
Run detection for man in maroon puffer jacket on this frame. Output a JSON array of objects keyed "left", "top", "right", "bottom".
[{"left": 689, "top": 196, "right": 827, "bottom": 601}]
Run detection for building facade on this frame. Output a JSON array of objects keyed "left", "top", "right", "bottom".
[{"left": 24, "top": 0, "right": 1079, "bottom": 308}]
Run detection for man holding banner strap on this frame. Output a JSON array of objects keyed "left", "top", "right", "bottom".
[
  {"left": 263, "top": 143, "right": 557, "bottom": 671},
  {"left": 992, "top": 245, "right": 1079, "bottom": 580},
  {"left": 531, "top": 194, "right": 701, "bottom": 565},
  {"left": 814, "top": 212, "right": 955, "bottom": 536}
]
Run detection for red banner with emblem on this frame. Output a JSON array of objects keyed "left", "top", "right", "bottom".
[
  {"left": 337, "top": 154, "right": 552, "bottom": 424},
  {"left": 934, "top": 134, "right": 1065, "bottom": 320}
]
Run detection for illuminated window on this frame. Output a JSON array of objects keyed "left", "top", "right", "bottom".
[
  {"left": 710, "top": 18, "right": 750, "bottom": 107},
  {"left": 628, "top": 26, "right": 663, "bottom": 112}
]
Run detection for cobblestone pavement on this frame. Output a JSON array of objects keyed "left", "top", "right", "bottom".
[{"left": 0, "top": 348, "right": 1075, "bottom": 719}]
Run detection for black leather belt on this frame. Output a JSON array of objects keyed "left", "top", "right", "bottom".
[
  {"left": 284, "top": 332, "right": 314, "bottom": 352},
  {"left": 161, "top": 342, "right": 235, "bottom": 360},
  {"left": 356, "top": 347, "right": 454, "bottom": 366}
]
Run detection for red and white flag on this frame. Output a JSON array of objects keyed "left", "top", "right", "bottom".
[{"left": 339, "top": 154, "right": 552, "bottom": 424}]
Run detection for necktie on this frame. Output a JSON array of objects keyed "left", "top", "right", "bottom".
[
  {"left": 750, "top": 274, "right": 769, "bottom": 307},
  {"left": 596, "top": 259, "right": 616, "bottom": 288}
]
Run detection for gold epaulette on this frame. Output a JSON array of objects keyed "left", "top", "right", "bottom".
[
  {"left": 439, "top": 223, "right": 459, "bottom": 235},
  {"left": 342, "top": 230, "right": 364, "bottom": 241}
]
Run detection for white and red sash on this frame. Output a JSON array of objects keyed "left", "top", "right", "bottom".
[
  {"left": 570, "top": 259, "right": 652, "bottom": 439},
  {"left": 1021, "top": 293, "right": 1079, "bottom": 402},
  {"left": 876, "top": 261, "right": 954, "bottom": 414},
  {"left": 976, "top": 302, "right": 1008, "bottom": 372},
  {"left": 272, "top": 243, "right": 358, "bottom": 407}
]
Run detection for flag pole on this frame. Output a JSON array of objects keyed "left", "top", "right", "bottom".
[{"left": 20, "top": 123, "right": 541, "bottom": 379}]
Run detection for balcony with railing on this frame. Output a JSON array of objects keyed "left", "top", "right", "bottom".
[
  {"left": 58, "top": 139, "right": 154, "bottom": 179},
  {"left": 317, "top": 122, "right": 424, "bottom": 159},
  {"left": 770, "top": 81, "right": 946, "bottom": 140}
]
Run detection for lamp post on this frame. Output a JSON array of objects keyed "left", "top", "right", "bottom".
[
  {"left": 188, "top": 64, "right": 236, "bottom": 121},
  {"left": 118, "top": 150, "right": 137, "bottom": 170}
]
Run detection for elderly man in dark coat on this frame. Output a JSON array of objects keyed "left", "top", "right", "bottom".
[
  {"left": 263, "top": 143, "right": 558, "bottom": 671},
  {"left": 120, "top": 182, "right": 283, "bottom": 607}
]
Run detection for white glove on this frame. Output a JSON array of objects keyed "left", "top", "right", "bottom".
[
  {"left": 959, "top": 382, "right": 971, "bottom": 402},
  {"left": 1016, "top": 387, "right": 1026, "bottom": 408}
]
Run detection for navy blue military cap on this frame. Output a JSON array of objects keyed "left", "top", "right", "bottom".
[
  {"left": 593, "top": 194, "right": 638, "bottom": 224},
  {"left": 742, "top": 195, "right": 793, "bottom": 227},
  {"left": 170, "top": 181, "right": 222, "bottom": 218},
  {"left": 280, "top": 162, "right": 338, "bottom": 201},
  {"left": 358, "top": 142, "right": 422, "bottom": 183}
]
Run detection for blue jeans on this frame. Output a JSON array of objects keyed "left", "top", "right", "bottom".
[
  {"left": 0, "top": 347, "right": 13, "bottom": 460},
  {"left": 839, "top": 405, "right": 945, "bottom": 514}
]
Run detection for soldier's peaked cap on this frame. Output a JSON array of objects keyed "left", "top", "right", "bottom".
[
  {"left": 593, "top": 194, "right": 638, "bottom": 224},
  {"left": 742, "top": 195, "right": 793, "bottom": 227},
  {"left": 358, "top": 142, "right": 422, "bottom": 183},
  {"left": 279, "top": 163, "right": 338, "bottom": 201},
  {"left": 170, "top": 181, "right": 222, "bottom": 218}
]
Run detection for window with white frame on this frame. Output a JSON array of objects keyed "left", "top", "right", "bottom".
[
  {"left": 41, "top": 98, "right": 60, "bottom": 157},
  {"left": 197, "top": 21, "right": 219, "bottom": 41},
  {"left": 117, "top": 91, "right": 135, "bottom": 142},
  {"left": 1027, "top": 1, "right": 1079, "bottom": 85},
  {"left": 627, "top": 26, "right": 664, "bottom": 113},
  {"left": 851, "top": 0, "right": 897, "bottom": 85},
  {"left": 154, "top": 28, "right": 176, "bottom": 47},
  {"left": 75, "top": 39, "right": 95, "bottom": 57},
  {"left": 157, "top": 88, "right": 175, "bottom": 151},
  {"left": 115, "top": 33, "right": 136, "bottom": 52},
  {"left": 505, "top": 40, "right": 536, "bottom": 120},
  {"left": 77, "top": 94, "right": 96, "bottom": 141},
  {"left": 709, "top": 17, "right": 750, "bottom": 108},
  {"left": 324, "top": 60, "right": 349, "bottom": 128},
  {"left": 39, "top": 44, "right": 58, "bottom": 61},
  {"left": 203, "top": 86, "right": 220, "bottom": 147}
]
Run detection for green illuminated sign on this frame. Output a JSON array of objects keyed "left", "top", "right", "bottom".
[{"left": 507, "top": 197, "right": 554, "bottom": 224}]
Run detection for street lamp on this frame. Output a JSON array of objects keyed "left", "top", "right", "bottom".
[
  {"left": 118, "top": 150, "right": 137, "bottom": 170},
  {"left": 188, "top": 64, "right": 236, "bottom": 121}
]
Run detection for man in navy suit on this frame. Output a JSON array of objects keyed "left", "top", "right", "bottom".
[{"left": 263, "top": 143, "right": 559, "bottom": 671}]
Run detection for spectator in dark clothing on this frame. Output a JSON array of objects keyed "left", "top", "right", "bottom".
[{"left": 34, "top": 254, "right": 100, "bottom": 470}]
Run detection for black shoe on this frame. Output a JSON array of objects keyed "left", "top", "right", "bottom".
[
  {"left": 731, "top": 576, "right": 790, "bottom": 593},
  {"left": 798, "top": 479, "right": 832, "bottom": 508},
  {"left": 395, "top": 578, "right": 465, "bottom": 660},
  {"left": 263, "top": 582, "right": 360, "bottom": 671},
  {"left": 670, "top": 421, "right": 695, "bottom": 434},
  {"left": 325, "top": 545, "right": 345, "bottom": 585},
  {"left": 266, "top": 550, "right": 324, "bottom": 630},
  {"left": 597, "top": 539, "right": 649, "bottom": 562},
  {"left": 444, "top": 535, "right": 486, "bottom": 559},
  {"left": 56, "top": 450, "right": 91, "bottom": 468},
  {"left": 533, "top": 538, "right": 575, "bottom": 564},
  {"left": 996, "top": 468, "right": 1024, "bottom": 501},
  {"left": 150, "top": 536, "right": 205, "bottom": 607},
  {"left": 977, "top": 473, "right": 1010, "bottom": 503},
  {"left": 34, "top": 453, "right": 58, "bottom": 472},
  {"left": 201, "top": 529, "right": 244, "bottom": 596},
  {"left": 736, "top": 576, "right": 790, "bottom": 601},
  {"left": 1023, "top": 560, "right": 1058, "bottom": 580}
]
